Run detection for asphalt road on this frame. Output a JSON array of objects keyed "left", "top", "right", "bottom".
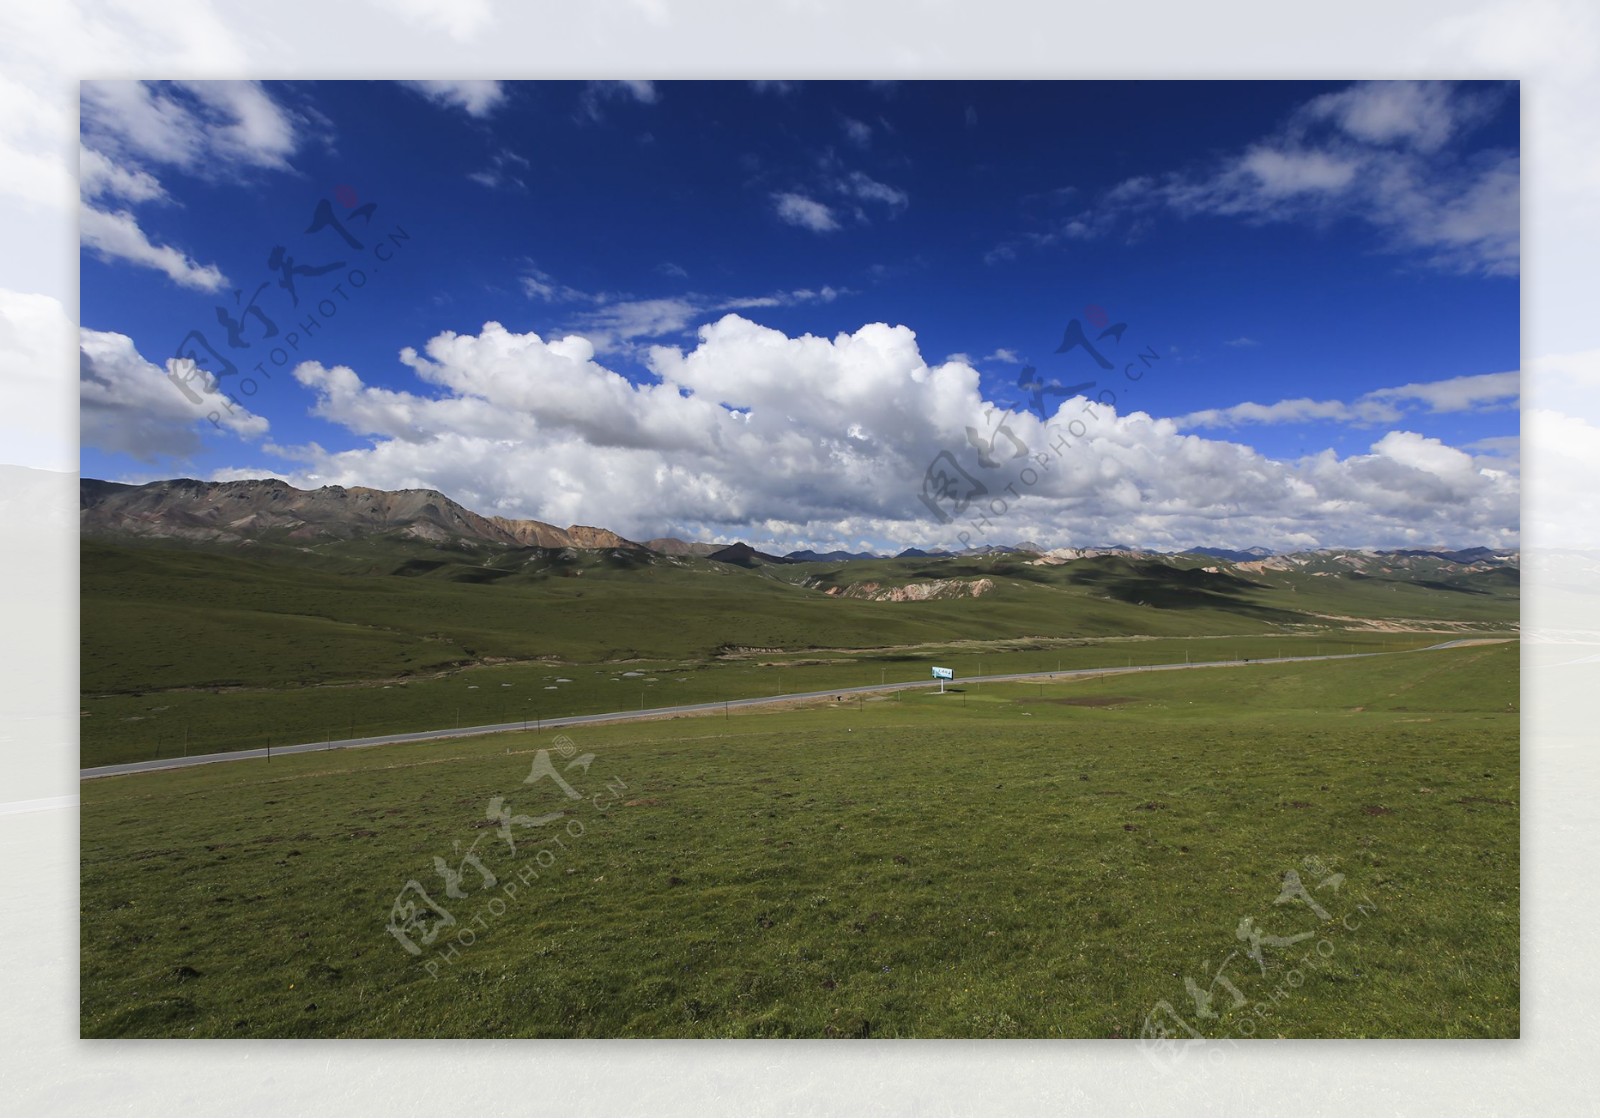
[{"left": 80, "top": 639, "right": 1504, "bottom": 780}]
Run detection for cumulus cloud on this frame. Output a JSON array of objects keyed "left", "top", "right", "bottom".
[
  {"left": 80, "top": 327, "right": 268, "bottom": 462},
  {"left": 772, "top": 191, "right": 840, "bottom": 233},
  {"left": 404, "top": 80, "right": 506, "bottom": 118},
  {"left": 1177, "top": 370, "right": 1520, "bottom": 430},
  {"left": 1024, "top": 81, "right": 1518, "bottom": 277},
  {"left": 206, "top": 316, "right": 1517, "bottom": 552}
]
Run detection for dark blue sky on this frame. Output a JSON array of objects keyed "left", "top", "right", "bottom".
[{"left": 79, "top": 79, "right": 1520, "bottom": 550}]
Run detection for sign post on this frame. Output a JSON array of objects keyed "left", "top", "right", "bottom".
[{"left": 931, "top": 666, "right": 954, "bottom": 693}]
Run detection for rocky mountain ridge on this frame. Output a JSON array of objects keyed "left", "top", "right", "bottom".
[{"left": 80, "top": 477, "right": 633, "bottom": 551}]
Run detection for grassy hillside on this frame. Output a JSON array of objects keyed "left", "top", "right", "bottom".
[
  {"left": 80, "top": 642, "right": 1519, "bottom": 1038},
  {"left": 80, "top": 539, "right": 1517, "bottom": 766}
]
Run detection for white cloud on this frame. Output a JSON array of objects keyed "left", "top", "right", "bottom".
[
  {"left": 580, "top": 80, "right": 658, "bottom": 119},
  {"left": 79, "top": 202, "right": 227, "bottom": 292},
  {"left": 1177, "top": 370, "right": 1519, "bottom": 431},
  {"left": 519, "top": 264, "right": 603, "bottom": 304},
  {"left": 0, "top": 3, "right": 260, "bottom": 300},
  {"left": 531, "top": 278, "right": 850, "bottom": 354},
  {"left": 984, "top": 348, "right": 1021, "bottom": 364},
  {"left": 78, "top": 80, "right": 303, "bottom": 289},
  {"left": 80, "top": 327, "right": 268, "bottom": 462},
  {"left": 1525, "top": 407, "right": 1600, "bottom": 549},
  {"left": 772, "top": 191, "right": 839, "bottom": 233},
  {"left": 1178, "top": 396, "right": 1400, "bottom": 430},
  {"left": 838, "top": 170, "right": 908, "bottom": 214},
  {"left": 369, "top": 0, "right": 494, "bottom": 41},
  {"left": 566, "top": 298, "right": 700, "bottom": 353},
  {"left": 1368, "top": 370, "right": 1520, "bottom": 412},
  {"left": 1303, "top": 80, "right": 1473, "bottom": 153},
  {"left": 212, "top": 315, "right": 1517, "bottom": 552},
  {"left": 1224, "top": 336, "right": 1259, "bottom": 348},
  {"left": 842, "top": 117, "right": 872, "bottom": 147},
  {"left": 1034, "top": 81, "right": 1518, "bottom": 277},
  {"left": 81, "top": 80, "right": 299, "bottom": 175},
  {"left": 0, "top": 290, "right": 75, "bottom": 470},
  {"left": 79, "top": 146, "right": 164, "bottom": 203},
  {"left": 1238, "top": 147, "right": 1360, "bottom": 197},
  {"left": 403, "top": 80, "right": 505, "bottom": 117}
]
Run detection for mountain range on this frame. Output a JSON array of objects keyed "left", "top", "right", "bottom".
[{"left": 79, "top": 477, "right": 1519, "bottom": 573}]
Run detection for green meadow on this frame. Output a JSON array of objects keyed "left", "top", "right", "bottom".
[
  {"left": 80, "top": 540, "right": 1515, "bottom": 766},
  {"left": 80, "top": 642, "right": 1518, "bottom": 1038}
]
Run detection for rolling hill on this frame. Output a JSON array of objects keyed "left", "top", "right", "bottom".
[{"left": 78, "top": 476, "right": 1519, "bottom": 766}]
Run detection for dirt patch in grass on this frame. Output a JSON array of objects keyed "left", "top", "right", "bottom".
[{"left": 1038, "top": 695, "right": 1140, "bottom": 708}]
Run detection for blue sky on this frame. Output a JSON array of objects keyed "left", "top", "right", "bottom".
[{"left": 78, "top": 79, "right": 1520, "bottom": 553}]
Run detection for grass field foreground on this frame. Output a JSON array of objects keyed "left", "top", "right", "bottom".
[{"left": 80, "top": 643, "right": 1518, "bottom": 1038}]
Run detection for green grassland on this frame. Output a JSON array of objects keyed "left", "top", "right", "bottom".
[
  {"left": 81, "top": 540, "right": 1517, "bottom": 766},
  {"left": 80, "top": 642, "right": 1518, "bottom": 1038}
]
